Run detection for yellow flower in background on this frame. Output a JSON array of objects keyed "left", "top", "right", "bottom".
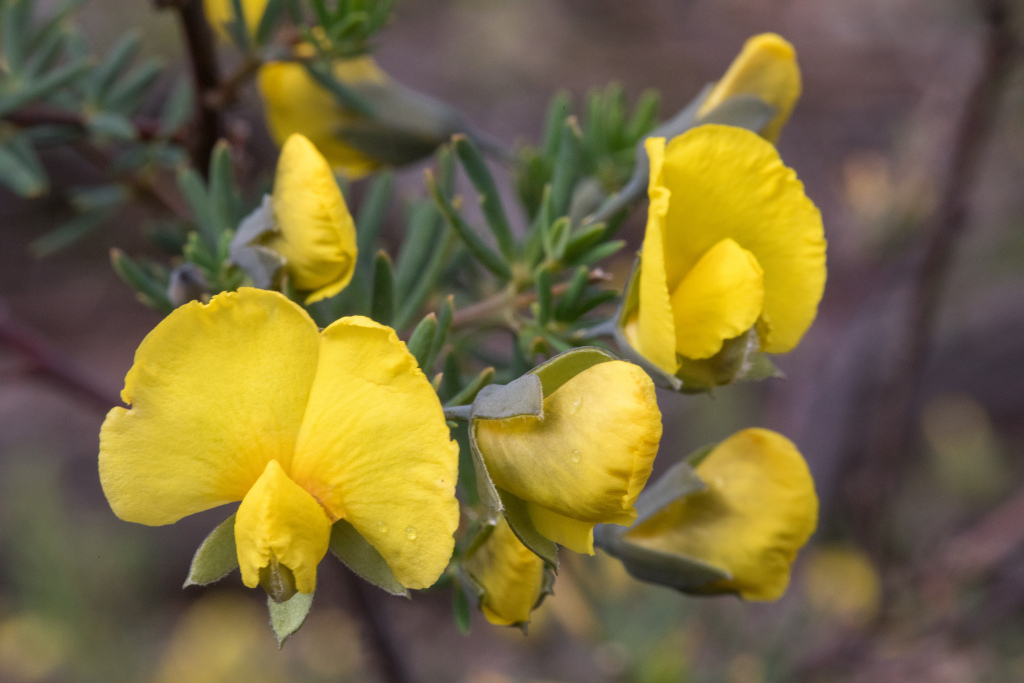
[
  {"left": 203, "top": 0, "right": 268, "bottom": 38},
  {"left": 267, "top": 134, "right": 358, "bottom": 304},
  {"left": 628, "top": 124, "right": 825, "bottom": 375},
  {"left": 475, "top": 360, "right": 662, "bottom": 555},
  {"left": 803, "top": 545, "right": 881, "bottom": 627},
  {"left": 258, "top": 57, "right": 462, "bottom": 180},
  {"left": 698, "top": 33, "right": 801, "bottom": 142},
  {"left": 99, "top": 288, "right": 459, "bottom": 595},
  {"left": 624, "top": 428, "right": 817, "bottom": 601},
  {"left": 463, "top": 519, "right": 547, "bottom": 627}
]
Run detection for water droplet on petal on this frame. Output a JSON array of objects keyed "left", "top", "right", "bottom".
[
  {"left": 405, "top": 526, "right": 418, "bottom": 541},
  {"left": 570, "top": 399, "right": 583, "bottom": 415},
  {"left": 571, "top": 449, "right": 581, "bottom": 464},
  {"left": 377, "top": 522, "right": 388, "bottom": 534}
]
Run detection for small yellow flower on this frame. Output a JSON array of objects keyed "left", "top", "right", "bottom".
[
  {"left": 463, "top": 518, "right": 547, "bottom": 627},
  {"left": 268, "top": 133, "right": 358, "bottom": 304},
  {"left": 625, "top": 124, "right": 826, "bottom": 376},
  {"left": 203, "top": 0, "right": 268, "bottom": 39},
  {"left": 99, "top": 288, "right": 459, "bottom": 595},
  {"left": 258, "top": 57, "right": 461, "bottom": 180},
  {"left": 474, "top": 360, "right": 662, "bottom": 555},
  {"left": 624, "top": 428, "right": 818, "bottom": 601},
  {"left": 698, "top": 33, "right": 801, "bottom": 142}
]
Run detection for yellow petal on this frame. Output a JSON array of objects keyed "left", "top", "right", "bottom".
[
  {"left": 528, "top": 503, "right": 595, "bottom": 555},
  {"left": 697, "top": 33, "right": 801, "bottom": 142},
  {"left": 235, "top": 460, "right": 331, "bottom": 594},
  {"left": 99, "top": 288, "right": 319, "bottom": 526},
  {"left": 670, "top": 238, "right": 764, "bottom": 359},
  {"left": 257, "top": 59, "right": 387, "bottom": 180},
  {"left": 203, "top": 0, "right": 268, "bottom": 39},
  {"left": 660, "top": 125, "right": 826, "bottom": 354},
  {"left": 636, "top": 137, "right": 680, "bottom": 375},
  {"left": 288, "top": 316, "right": 459, "bottom": 590},
  {"left": 476, "top": 361, "right": 661, "bottom": 528},
  {"left": 268, "top": 134, "right": 358, "bottom": 304},
  {"left": 625, "top": 428, "right": 818, "bottom": 600},
  {"left": 464, "top": 519, "right": 546, "bottom": 626}
]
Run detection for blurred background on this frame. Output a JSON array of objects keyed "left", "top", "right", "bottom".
[{"left": 2, "top": 0, "right": 1024, "bottom": 681}]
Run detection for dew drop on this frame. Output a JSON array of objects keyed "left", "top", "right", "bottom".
[
  {"left": 571, "top": 449, "right": 581, "bottom": 464},
  {"left": 405, "top": 526, "right": 418, "bottom": 541},
  {"left": 377, "top": 521, "right": 388, "bottom": 534},
  {"left": 570, "top": 399, "right": 583, "bottom": 415}
]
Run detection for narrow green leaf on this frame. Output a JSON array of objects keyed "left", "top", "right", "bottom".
[
  {"left": 22, "top": 21, "right": 69, "bottom": 78},
  {"left": 183, "top": 513, "right": 238, "bottom": 587},
  {"left": 428, "top": 171, "right": 511, "bottom": 282},
  {"left": 422, "top": 294, "right": 453, "bottom": 373},
  {"left": 357, "top": 172, "right": 393, "bottom": 255},
  {"left": 30, "top": 206, "right": 117, "bottom": 257},
  {"left": 177, "top": 168, "right": 218, "bottom": 249},
  {"left": 0, "top": 138, "right": 46, "bottom": 197},
  {"left": 549, "top": 116, "right": 582, "bottom": 217},
  {"left": 454, "top": 135, "right": 515, "bottom": 260},
  {"left": 446, "top": 366, "right": 494, "bottom": 407},
  {"left": 453, "top": 583, "right": 472, "bottom": 635},
  {"left": 542, "top": 90, "right": 571, "bottom": 159},
  {"left": 227, "top": 0, "right": 252, "bottom": 51},
  {"left": 87, "top": 111, "right": 137, "bottom": 140},
  {"left": 329, "top": 519, "right": 408, "bottom": 596},
  {"left": 1, "top": 0, "right": 32, "bottom": 73},
  {"left": 407, "top": 313, "right": 437, "bottom": 370},
  {"left": 87, "top": 32, "right": 141, "bottom": 103},
  {"left": 394, "top": 220, "right": 451, "bottom": 331},
  {"left": 624, "top": 89, "right": 660, "bottom": 143},
  {"left": 554, "top": 266, "right": 590, "bottom": 322},
  {"left": 104, "top": 59, "right": 162, "bottom": 114},
  {"left": 0, "top": 57, "right": 90, "bottom": 117},
  {"left": 370, "top": 250, "right": 395, "bottom": 325},
  {"left": 562, "top": 223, "right": 605, "bottom": 264},
  {"left": 574, "top": 289, "right": 617, "bottom": 318},
  {"left": 439, "top": 351, "right": 461, "bottom": 402},
  {"left": 304, "top": 62, "right": 375, "bottom": 117},
  {"left": 394, "top": 202, "right": 440, "bottom": 298},
  {"left": 535, "top": 267, "right": 552, "bottom": 325},
  {"left": 110, "top": 248, "right": 174, "bottom": 313},
  {"left": 268, "top": 590, "right": 314, "bottom": 647},
  {"left": 255, "top": 0, "right": 286, "bottom": 45},
  {"left": 573, "top": 239, "right": 625, "bottom": 266},
  {"left": 208, "top": 140, "right": 240, "bottom": 237}
]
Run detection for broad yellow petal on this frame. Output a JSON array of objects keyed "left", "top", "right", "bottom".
[
  {"left": 528, "top": 503, "right": 595, "bottom": 555},
  {"left": 636, "top": 137, "right": 679, "bottom": 374},
  {"left": 476, "top": 361, "right": 661, "bottom": 528},
  {"left": 697, "top": 33, "right": 801, "bottom": 142},
  {"left": 670, "top": 238, "right": 764, "bottom": 359},
  {"left": 288, "top": 316, "right": 459, "bottom": 590},
  {"left": 235, "top": 460, "right": 331, "bottom": 594},
  {"left": 268, "top": 134, "right": 357, "bottom": 304},
  {"left": 625, "top": 428, "right": 818, "bottom": 600},
  {"left": 660, "top": 125, "right": 825, "bottom": 354},
  {"left": 99, "top": 288, "right": 319, "bottom": 526},
  {"left": 257, "top": 59, "right": 386, "bottom": 179},
  {"left": 464, "top": 519, "right": 546, "bottom": 626}
]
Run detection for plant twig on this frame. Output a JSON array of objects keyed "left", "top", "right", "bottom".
[
  {"left": 204, "top": 55, "right": 264, "bottom": 110},
  {"left": 344, "top": 573, "right": 415, "bottom": 683},
  {"left": 4, "top": 104, "right": 184, "bottom": 144},
  {"left": 0, "top": 301, "right": 121, "bottom": 411},
  {"left": 171, "top": 0, "right": 223, "bottom": 175}
]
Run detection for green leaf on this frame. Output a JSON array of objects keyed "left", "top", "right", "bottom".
[
  {"left": 562, "top": 223, "right": 606, "bottom": 264},
  {"left": 87, "top": 32, "right": 141, "bottom": 103},
  {"left": 470, "top": 373, "right": 543, "bottom": 420},
  {"left": 394, "top": 220, "right": 452, "bottom": 331},
  {"left": 406, "top": 313, "right": 437, "bottom": 370},
  {"left": 255, "top": 0, "right": 286, "bottom": 45},
  {"left": 535, "top": 267, "right": 552, "bottom": 324},
  {"left": 1, "top": 0, "right": 33, "bottom": 73},
  {"left": 158, "top": 78, "right": 193, "bottom": 137},
  {"left": 304, "top": 62, "right": 375, "bottom": 117},
  {"left": 104, "top": 59, "right": 163, "bottom": 114},
  {"left": 624, "top": 89, "right": 660, "bottom": 143},
  {"left": 428, "top": 171, "right": 511, "bottom": 282},
  {"left": 529, "top": 346, "right": 615, "bottom": 397},
  {"left": 445, "top": 366, "right": 494, "bottom": 407},
  {"left": 87, "top": 111, "right": 137, "bottom": 140},
  {"left": 329, "top": 519, "right": 408, "bottom": 597},
  {"left": 554, "top": 266, "right": 590, "bottom": 322},
  {"left": 370, "top": 250, "right": 395, "bottom": 325},
  {"left": 227, "top": 0, "right": 252, "bottom": 52},
  {"left": 549, "top": 116, "right": 582, "bottom": 218},
  {"left": 0, "top": 140, "right": 47, "bottom": 197},
  {"left": 454, "top": 135, "right": 515, "bottom": 260},
  {"left": 183, "top": 513, "right": 238, "bottom": 587},
  {"left": 30, "top": 206, "right": 118, "bottom": 256},
  {"left": 177, "top": 167, "right": 218, "bottom": 249},
  {"left": 453, "top": 581, "right": 472, "bottom": 635},
  {"left": 110, "top": 248, "right": 174, "bottom": 313},
  {"left": 541, "top": 90, "right": 571, "bottom": 159},
  {"left": 572, "top": 239, "right": 625, "bottom": 266},
  {"left": 394, "top": 202, "right": 441, "bottom": 298},
  {"left": 497, "top": 488, "right": 558, "bottom": 568},
  {"left": 208, "top": 140, "right": 241, "bottom": 238},
  {"left": 423, "top": 294, "right": 453, "bottom": 373},
  {"left": 268, "top": 590, "right": 314, "bottom": 647},
  {"left": 0, "top": 57, "right": 90, "bottom": 117}
]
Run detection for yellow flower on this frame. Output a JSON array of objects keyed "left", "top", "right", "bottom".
[
  {"left": 474, "top": 360, "right": 662, "bottom": 556},
  {"left": 257, "top": 57, "right": 461, "bottom": 180},
  {"left": 268, "top": 133, "right": 358, "bottom": 304},
  {"left": 698, "top": 33, "right": 801, "bottom": 142},
  {"left": 99, "top": 288, "right": 459, "bottom": 595},
  {"left": 203, "top": 0, "right": 268, "bottom": 39},
  {"left": 463, "top": 518, "right": 547, "bottom": 627},
  {"left": 625, "top": 124, "right": 825, "bottom": 377},
  {"left": 623, "top": 428, "right": 817, "bottom": 601}
]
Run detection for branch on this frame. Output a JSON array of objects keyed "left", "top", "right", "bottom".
[
  {"left": 4, "top": 104, "right": 185, "bottom": 144},
  {"left": 344, "top": 574, "right": 415, "bottom": 683},
  {"left": 170, "top": 0, "right": 223, "bottom": 175},
  {"left": 0, "top": 301, "right": 120, "bottom": 411}
]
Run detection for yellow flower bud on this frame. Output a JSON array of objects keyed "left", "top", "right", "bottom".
[
  {"left": 258, "top": 57, "right": 462, "bottom": 179},
  {"left": 622, "top": 428, "right": 818, "bottom": 601},
  {"left": 697, "top": 33, "right": 802, "bottom": 142},
  {"left": 620, "top": 124, "right": 826, "bottom": 386},
  {"left": 463, "top": 519, "right": 548, "bottom": 627},
  {"left": 474, "top": 358, "right": 662, "bottom": 555}
]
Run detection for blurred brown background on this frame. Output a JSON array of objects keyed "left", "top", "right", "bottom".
[{"left": 2, "top": 0, "right": 1024, "bottom": 681}]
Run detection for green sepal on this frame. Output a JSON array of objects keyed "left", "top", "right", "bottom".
[
  {"left": 631, "top": 461, "right": 706, "bottom": 527},
  {"left": 594, "top": 526, "right": 731, "bottom": 594},
  {"left": 696, "top": 94, "right": 776, "bottom": 135},
  {"left": 329, "top": 519, "right": 408, "bottom": 597},
  {"left": 466, "top": 427, "right": 502, "bottom": 524},
  {"left": 406, "top": 312, "right": 437, "bottom": 371},
  {"left": 529, "top": 346, "right": 616, "bottom": 396},
  {"left": 268, "top": 590, "right": 314, "bottom": 648},
  {"left": 497, "top": 488, "right": 558, "bottom": 570},
  {"left": 370, "top": 250, "right": 395, "bottom": 325},
  {"left": 229, "top": 195, "right": 285, "bottom": 289},
  {"left": 183, "top": 513, "right": 238, "bottom": 587},
  {"left": 470, "top": 373, "right": 543, "bottom": 420}
]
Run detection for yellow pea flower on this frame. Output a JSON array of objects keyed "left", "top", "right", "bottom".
[
  {"left": 475, "top": 360, "right": 662, "bottom": 556},
  {"left": 623, "top": 428, "right": 818, "bottom": 601},
  {"left": 258, "top": 57, "right": 461, "bottom": 180},
  {"left": 697, "top": 33, "right": 802, "bottom": 142},
  {"left": 265, "top": 134, "right": 358, "bottom": 304},
  {"left": 203, "top": 0, "right": 268, "bottom": 39},
  {"left": 625, "top": 124, "right": 825, "bottom": 378},
  {"left": 463, "top": 518, "right": 548, "bottom": 627},
  {"left": 99, "top": 288, "right": 459, "bottom": 595}
]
